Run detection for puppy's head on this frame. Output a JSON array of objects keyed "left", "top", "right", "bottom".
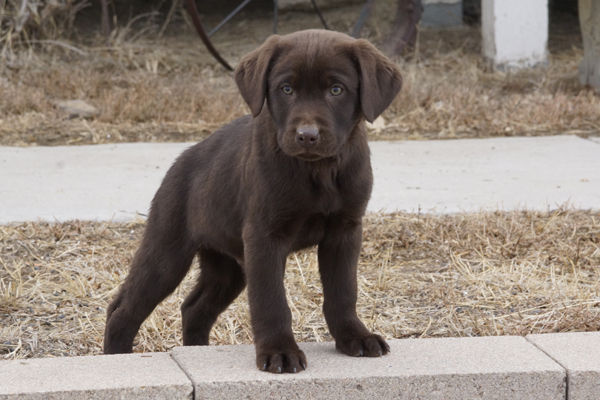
[{"left": 235, "top": 30, "right": 402, "bottom": 161}]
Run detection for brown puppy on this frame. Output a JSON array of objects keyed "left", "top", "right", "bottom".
[{"left": 104, "top": 29, "right": 402, "bottom": 373}]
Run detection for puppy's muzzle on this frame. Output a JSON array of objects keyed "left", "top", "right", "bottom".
[{"left": 296, "top": 126, "right": 319, "bottom": 149}]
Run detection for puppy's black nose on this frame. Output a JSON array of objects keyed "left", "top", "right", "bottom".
[{"left": 296, "top": 126, "right": 319, "bottom": 148}]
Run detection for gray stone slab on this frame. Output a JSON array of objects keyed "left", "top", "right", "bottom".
[
  {"left": 0, "top": 353, "right": 192, "bottom": 399},
  {"left": 2, "top": 135, "right": 599, "bottom": 223},
  {"left": 369, "top": 135, "right": 600, "bottom": 213},
  {"left": 527, "top": 332, "right": 600, "bottom": 400},
  {"left": 278, "top": 0, "right": 363, "bottom": 12},
  {"left": 171, "top": 336, "right": 565, "bottom": 399},
  {"left": 422, "top": 1, "right": 463, "bottom": 27},
  {"left": 0, "top": 143, "right": 191, "bottom": 223}
]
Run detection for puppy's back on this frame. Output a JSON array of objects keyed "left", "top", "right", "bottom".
[{"left": 148, "top": 115, "right": 254, "bottom": 253}]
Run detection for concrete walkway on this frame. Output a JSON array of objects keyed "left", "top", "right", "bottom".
[
  {"left": 1, "top": 135, "right": 599, "bottom": 223},
  {"left": 1, "top": 333, "right": 599, "bottom": 399}
]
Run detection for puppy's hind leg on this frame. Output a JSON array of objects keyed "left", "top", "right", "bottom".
[
  {"left": 181, "top": 248, "right": 246, "bottom": 346},
  {"left": 104, "top": 231, "right": 196, "bottom": 354}
]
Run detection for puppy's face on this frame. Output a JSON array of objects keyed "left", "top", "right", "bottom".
[
  {"left": 235, "top": 30, "right": 402, "bottom": 161},
  {"left": 266, "top": 41, "right": 360, "bottom": 161}
]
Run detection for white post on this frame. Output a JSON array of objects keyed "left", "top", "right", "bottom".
[{"left": 482, "top": 0, "right": 548, "bottom": 70}]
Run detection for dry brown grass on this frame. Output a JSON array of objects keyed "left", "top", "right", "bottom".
[
  {"left": 380, "top": 48, "right": 600, "bottom": 140},
  {"left": 1, "top": 12, "right": 599, "bottom": 146},
  {"left": 0, "top": 0, "right": 86, "bottom": 56},
  {"left": 0, "top": 47, "right": 245, "bottom": 145},
  {"left": 2, "top": 208, "right": 599, "bottom": 360}
]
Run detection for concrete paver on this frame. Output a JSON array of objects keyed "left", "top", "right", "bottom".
[
  {"left": 0, "top": 353, "right": 193, "bottom": 399},
  {"left": 171, "top": 336, "right": 565, "bottom": 399},
  {"left": 528, "top": 332, "right": 600, "bottom": 400},
  {"left": 0, "top": 143, "right": 190, "bottom": 223},
  {"left": 1, "top": 135, "right": 599, "bottom": 223},
  {"left": 368, "top": 135, "right": 600, "bottom": 213}
]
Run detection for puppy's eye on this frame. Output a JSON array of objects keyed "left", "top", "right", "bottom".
[
  {"left": 330, "top": 86, "right": 343, "bottom": 96},
  {"left": 282, "top": 85, "right": 293, "bottom": 95}
]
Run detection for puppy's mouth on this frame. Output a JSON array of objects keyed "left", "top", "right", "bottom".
[{"left": 294, "top": 152, "right": 325, "bottom": 162}]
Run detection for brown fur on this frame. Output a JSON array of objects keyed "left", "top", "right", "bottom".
[{"left": 104, "top": 29, "right": 402, "bottom": 373}]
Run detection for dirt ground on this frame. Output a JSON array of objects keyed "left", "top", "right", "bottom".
[{"left": 0, "top": 2, "right": 598, "bottom": 146}]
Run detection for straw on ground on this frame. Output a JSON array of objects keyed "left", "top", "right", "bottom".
[
  {"left": 1, "top": 24, "right": 598, "bottom": 146},
  {"left": 2, "top": 208, "right": 599, "bottom": 359}
]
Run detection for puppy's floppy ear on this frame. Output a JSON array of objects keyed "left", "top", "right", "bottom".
[
  {"left": 235, "top": 35, "right": 280, "bottom": 117},
  {"left": 353, "top": 39, "right": 403, "bottom": 123}
]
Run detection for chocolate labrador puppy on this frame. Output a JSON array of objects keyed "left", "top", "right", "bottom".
[{"left": 104, "top": 29, "right": 402, "bottom": 373}]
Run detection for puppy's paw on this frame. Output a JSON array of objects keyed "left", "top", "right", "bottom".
[
  {"left": 336, "top": 333, "right": 390, "bottom": 357},
  {"left": 256, "top": 349, "right": 307, "bottom": 373}
]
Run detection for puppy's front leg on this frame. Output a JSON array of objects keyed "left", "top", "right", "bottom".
[
  {"left": 318, "top": 218, "right": 390, "bottom": 357},
  {"left": 244, "top": 228, "right": 307, "bottom": 373}
]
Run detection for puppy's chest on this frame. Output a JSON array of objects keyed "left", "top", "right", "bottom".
[{"left": 305, "top": 170, "right": 345, "bottom": 213}]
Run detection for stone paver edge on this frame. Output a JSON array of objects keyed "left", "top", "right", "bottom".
[{"left": 0, "top": 335, "right": 577, "bottom": 399}]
